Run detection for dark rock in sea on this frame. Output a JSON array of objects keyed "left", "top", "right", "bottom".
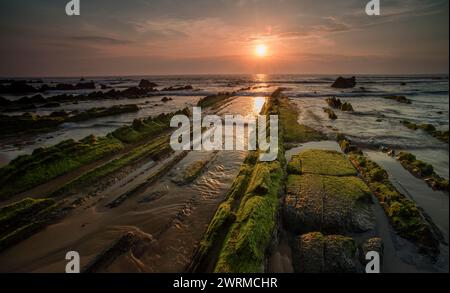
[
  {"left": 138, "top": 79, "right": 158, "bottom": 88},
  {"left": 17, "top": 94, "right": 46, "bottom": 105},
  {"left": 340, "top": 102, "right": 354, "bottom": 112},
  {"left": 50, "top": 81, "right": 96, "bottom": 91},
  {"left": 42, "top": 102, "right": 61, "bottom": 108},
  {"left": 292, "top": 232, "right": 361, "bottom": 273},
  {"left": 0, "top": 96, "right": 11, "bottom": 106},
  {"left": 331, "top": 76, "right": 356, "bottom": 88},
  {"left": 161, "top": 97, "right": 173, "bottom": 102},
  {"left": 49, "top": 110, "right": 70, "bottom": 117},
  {"left": 401, "top": 82, "right": 407, "bottom": 86},
  {"left": 0, "top": 81, "right": 37, "bottom": 94},
  {"left": 384, "top": 95, "right": 412, "bottom": 104},
  {"left": 54, "top": 83, "right": 76, "bottom": 91},
  {"left": 323, "top": 108, "right": 337, "bottom": 120},
  {"left": 325, "top": 96, "right": 342, "bottom": 109},
  {"left": 162, "top": 85, "right": 193, "bottom": 91},
  {"left": 38, "top": 84, "right": 51, "bottom": 92},
  {"left": 75, "top": 81, "right": 96, "bottom": 90}
]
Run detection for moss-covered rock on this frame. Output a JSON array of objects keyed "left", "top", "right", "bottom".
[
  {"left": 286, "top": 155, "right": 302, "bottom": 175},
  {"left": 197, "top": 92, "right": 235, "bottom": 109},
  {"left": 284, "top": 173, "right": 374, "bottom": 234},
  {"left": 324, "top": 108, "right": 337, "bottom": 120},
  {"left": 294, "top": 149, "right": 357, "bottom": 176},
  {"left": 0, "top": 104, "right": 139, "bottom": 136},
  {"left": 0, "top": 198, "right": 60, "bottom": 252},
  {"left": 112, "top": 109, "right": 189, "bottom": 143},
  {"left": 396, "top": 152, "right": 448, "bottom": 191},
  {"left": 0, "top": 135, "right": 124, "bottom": 199},
  {"left": 339, "top": 139, "right": 360, "bottom": 154},
  {"left": 292, "top": 232, "right": 360, "bottom": 273},
  {"left": 401, "top": 121, "right": 448, "bottom": 144},
  {"left": 182, "top": 160, "right": 209, "bottom": 184},
  {"left": 349, "top": 154, "right": 440, "bottom": 255},
  {"left": 340, "top": 102, "right": 354, "bottom": 112},
  {"left": 325, "top": 97, "right": 342, "bottom": 109},
  {"left": 271, "top": 91, "right": 325, "bottom": 144}
]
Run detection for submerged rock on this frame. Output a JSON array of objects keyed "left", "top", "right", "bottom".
[
  {"left": 383, "top": 95, "right": 412, "bottom": 104},
  {"left": 331, "top": 76, "right": 356, "bottom": 89},
  {"left": 292, "top": 232, "right": 361, "bottom": 273}
]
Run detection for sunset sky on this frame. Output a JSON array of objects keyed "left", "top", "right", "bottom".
[{"left": 0, "top": 0, "right": 448, "bottom": 76}]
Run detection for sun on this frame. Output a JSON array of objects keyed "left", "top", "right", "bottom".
[{"left": 255, "top": 44, "right": 267, "bottom": 57}]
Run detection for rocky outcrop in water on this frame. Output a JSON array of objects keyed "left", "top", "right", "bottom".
[
  {"left": 162, "top": 85, "right": 193, "bottom": 91},
  {"left": 138, "top": 79, "right": 158, "bottom": 89},
  {"left": 331, "top": 76, "right": 356, "bottom": 88}
]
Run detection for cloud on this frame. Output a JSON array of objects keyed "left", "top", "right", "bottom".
[{"left": 67, "top": 36, "right": 132, "bottom": 45}]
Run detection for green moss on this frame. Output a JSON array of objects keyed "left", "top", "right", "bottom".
[
  {"left": 396, "top": 151, "right": 448, "bottom": 191},
  {"left": 246, "top": 164, "right": 272, "bottom": 195},
  {"left": 182, "top": 160, "right": 209, "bottom": 184},
  {"left": 215, "top": 190, "right": 279, "bottom": 273},
  {"left": 197, "top": 92, "right": 235, "bottom": 109},
  {"left": 0, "top": 105, "right": 139, "bottom": 136},
  {"left": 323, "top": 108, "right": 337, "bottom": 120},
  {"left": 0, "top": 197, "right": 60, "bottom": 252},
  {"left": 198, "top": 201, "right": 234, "bottom": 255},
  {"left": 0, "top": 108, "right": 190, "bottom": 199},
  {"left": 349, "top": 154, "right": 439, "bottom": 254},
  {"left": 287, "top": 155, "right": 302, "bottom": 175},
  {"left": 285, "top": 172, "right": 372, "bottom": 234},
  {"left": 0, "top": 198, "right": 55, "bottom": 228},
  {"left": 212, "top": 89, "right": 288, "bottom": 273},
  {"left": 272, "top": 92, "right": 325, "bottom": 144},
  {"left": 112, "top": 109, "right": 189, "bottom": 143},
  {"left": 401, "top": 121, "right": 448, "bottom": 143},
  {"left": 51, "top": 136, "right": 171, "bottom": 197},
  {"left": 0, "top": 135, "right": 124, "bottom": 199},
  {"left": 340, "top": 102, "right": 354, "bottom": 112},
  {"left": 212, "top": 159, "right": 283, "bottom": 272},
  {"left": 295, "top": 149, "right": 357, "bottom": 176}
]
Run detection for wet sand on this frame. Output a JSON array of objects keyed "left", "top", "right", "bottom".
[{"left": 0, "top": 96, "right": 264, "bottom": 273}]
